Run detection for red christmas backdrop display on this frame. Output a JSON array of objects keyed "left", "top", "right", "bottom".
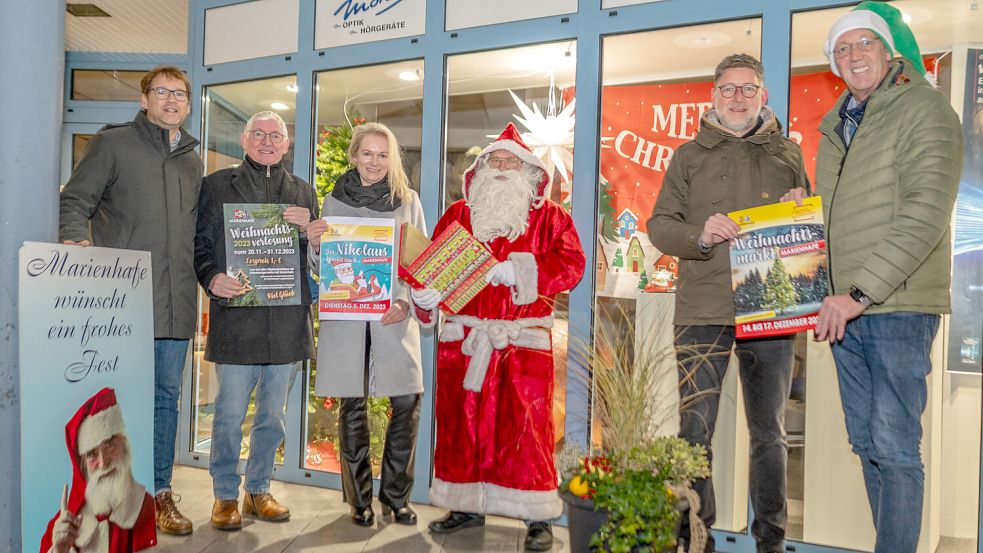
[{"left": 567, "top": 58, "right": 937, "bottom": 298}]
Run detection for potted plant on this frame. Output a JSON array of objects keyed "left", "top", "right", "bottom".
[{"left": 558, "top": 304, "right": 715, "bottom": 552}]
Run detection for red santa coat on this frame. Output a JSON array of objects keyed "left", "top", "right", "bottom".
[
  {"left": 425, "top": 199, "right": 585, "bottom": 521},
  {"left": 40, "top": 492, "right": 155, "bottom": 553}
]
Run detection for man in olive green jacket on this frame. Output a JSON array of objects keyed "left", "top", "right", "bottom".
[
  {"left": 647, "top": 54, "right": 808, "bottom": 553},
  {"left": 814, "top": 4, "right": 962, "bottom": 552},
  {"left": 59, "top": 66, "right": 203, "bottom": 536}
]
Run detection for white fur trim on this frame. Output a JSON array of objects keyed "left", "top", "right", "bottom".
[
  {"left": 507, "top": 252, "right": 538, "bottom": 306},
  {"left": 825, "top": 10, "right": 893, "bottom": 77},
  {"left": 429, "top": 478, "right": 562, "bottom": 521},
  {"left": 77, "top": 405, "right": 126, "bottom": 455},
  {"left": 479, "top": 141, "right": 546, "bottom": 174}
]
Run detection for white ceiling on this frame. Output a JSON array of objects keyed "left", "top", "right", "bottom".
[
  {"left": 65, "top": 0, "right": 188, "bottom": 53},
  {"left": 68, "top": 0, "right": 982, "bottom": 125}
]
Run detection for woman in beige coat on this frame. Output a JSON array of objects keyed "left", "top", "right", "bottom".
[{"left": 308, "top": 123, "right": 425, "bottom": 527}]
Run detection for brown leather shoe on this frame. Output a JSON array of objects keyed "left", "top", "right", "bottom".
[
  {"left": 211, "top": 499, "right": 242, "bottom": 531},
  {"left": 155, "top": 491, "right": 193, "bottom": 535},
  {"left": 242, "top": 492, "right": 290, "bottom": 522}
]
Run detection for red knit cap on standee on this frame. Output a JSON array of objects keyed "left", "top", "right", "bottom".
[
  {"left": 64, "top": 387, "right": 127, "bottom": 514},
  {"left": 463, "top": 122, "right": 551, "bottom": 208}
]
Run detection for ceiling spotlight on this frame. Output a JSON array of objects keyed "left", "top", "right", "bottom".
[
  {"left": 286, "top": 83, "right": 298, "bottom": 93},
  {"left": 398, "top": 70, "right": 421, "bottom": 81},
  {"left": 270, "top": 102, "right": 289, "bottom": 110},
  {"left": 902, "top": 12, "right": 912, "bottom": 23}
]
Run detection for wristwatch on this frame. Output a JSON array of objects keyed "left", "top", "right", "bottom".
[
  {"left": 849, "top": 286, "right": 872, "bottom": 308},
  {"left": 697, "top": 236, "right": 713, "bottom": 254}
]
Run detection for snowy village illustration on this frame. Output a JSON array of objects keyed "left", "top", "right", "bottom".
[{"left": 596, "top": 207, "right": 678, "bottom": 299}]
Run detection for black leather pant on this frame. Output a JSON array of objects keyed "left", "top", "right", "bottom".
[{"left": 338, "top": 393, "right": 422, "bottom": 510}]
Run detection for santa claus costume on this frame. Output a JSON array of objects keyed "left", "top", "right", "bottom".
[
  {"left": 420, "top": 124, "right": 586, "bottom": 521},
  {"left": 40, "top": 388, "right": 156, "bottom": 553}
]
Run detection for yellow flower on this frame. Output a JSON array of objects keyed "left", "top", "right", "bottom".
[{"left": 568, "top": 475, "right": 590, "bottom": 498}]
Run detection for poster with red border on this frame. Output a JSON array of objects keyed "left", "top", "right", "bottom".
[
  {"left": 318, "top": 216, "right": 395, "bottom": 321},
  {"left": 728, "top": 197, "right": 828, "bottom": 338}
]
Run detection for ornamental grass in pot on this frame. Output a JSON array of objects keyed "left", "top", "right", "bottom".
[{"left": 558, "top": 303, "right": 715, "bottom": 553}]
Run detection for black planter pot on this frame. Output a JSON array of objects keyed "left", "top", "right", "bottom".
[
  {"left": 560, "top": 491, "right": 688, "bottom": 553},
  {"left": 562, "top": 491, "right": 609, "bottom": 552}
]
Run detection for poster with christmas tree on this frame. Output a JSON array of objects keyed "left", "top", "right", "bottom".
[
  {"left": 223, "top": 203, "right": 302, "bottom": 307},
  {"left": 728, "top": 196, "right": 828, "bottom": 338}
]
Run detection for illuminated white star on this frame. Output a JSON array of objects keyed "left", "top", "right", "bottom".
[{"left": 499, "top": 89, "right": 576, "bottom": 188}]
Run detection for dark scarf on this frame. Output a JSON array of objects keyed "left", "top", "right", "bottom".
[
  {"left": 837, "top": 97, "right": 870, "bottom": 149},
  {"left": 242, "top": 155, "right": 286, "bottom": 202},
  {"left": 332, "top": 168, "right": 400, "bottom": 212},
  {"left": 741, "top": 116, "right": 765, "bottom": 138}
]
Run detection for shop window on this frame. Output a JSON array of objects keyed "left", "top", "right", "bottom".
[
  {"left": 789, "top": 2, "right": 981, "bottom": 551},
  {"left": 445, "top": 40, "right": 576, "bottom": 451},
  {"left": 70, "top": 69, "right": 145, "bottom": 101},
  {"left": 597, "top": 19, "right": 762, "bottom": 536},
  {"left": 305, "top": 60, "right": 424, "bottom": 475},
  {"left": 71, "top": 134, "right": 93, "bottom": 169},
  {"left": 192, "top": 75, "right": 299, "bottom": 463},
  {"left": 202, "top": 75, "right": 297, "bottom": 174}
]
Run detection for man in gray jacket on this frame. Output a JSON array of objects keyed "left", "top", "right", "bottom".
[
  {"left": 647, "top": 54, "right": 808, "bottom": 553},
  {"left": 814, "top": 4, "right": 962, "bottom": 552},
  {"left": 59, "top": 65, "right": 203, "bottom": 536}
]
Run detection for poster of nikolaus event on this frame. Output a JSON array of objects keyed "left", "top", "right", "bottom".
[
  {"left": 18, "top": 243, "right": 156, "bottom": 551},
  {"left": 319, "top": 216, "right": 395, "bottom": 321}
]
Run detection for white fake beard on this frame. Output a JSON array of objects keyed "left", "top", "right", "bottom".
[
  {"left": 468, "top": 166, "right": 537, "bottom": 243},
  {"left": 84, "top": 449, "right": 137, "bottom": 515}
]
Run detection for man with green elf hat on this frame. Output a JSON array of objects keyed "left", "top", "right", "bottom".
[{"left": 813, "top": 2, "right": 962, "bottom": 552}]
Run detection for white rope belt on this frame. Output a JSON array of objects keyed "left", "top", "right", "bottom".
[{"left": 440, "top": 314, "right": 554, "bottom": 392}]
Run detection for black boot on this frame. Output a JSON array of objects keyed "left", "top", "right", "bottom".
[
  {"left": 378, "top": 393, "right": 421, "bottom": 525},
  {"left": 339, "top": 396, "right": 374, "bottom": 525},
  {"left": 349, "top": 505, "right": 375, "bottom": 526},
  {"left": 381, "top": 503, "right": 417, "bottom": 525},
  {"left": 524, "top": 521, "right": 553, "bottom": 551},
  {"left": 428, "top": 511, "right": 485, "bottom": 534}
]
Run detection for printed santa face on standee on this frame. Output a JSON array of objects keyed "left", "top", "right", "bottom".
[
  {"left": 70, "top": 388, "right": 142, "bottom": 516},
  {"left": 44, "top": 387, "right": 156, "bottom": 553}
]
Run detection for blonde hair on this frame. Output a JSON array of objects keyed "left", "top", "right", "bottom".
[{"left": 348, "top": 122, "right": 412, "bottom": 206}]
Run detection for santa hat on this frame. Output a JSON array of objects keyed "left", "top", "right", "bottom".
[
  {"left": 463, "top": 123, "right": 551, "bottom": 209},
  {"left": 64, "top": 388, "right": 127, "bottom": 514},
  {"left": 824, "top": 1, "right": 928, "bottom": 79}
]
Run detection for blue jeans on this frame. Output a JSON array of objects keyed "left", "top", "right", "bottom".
[
  {"left": 154, "top": 339, "right": 190, "bottom": 493},
  {"left": 831, "top": 312, "right": 939, "bottom": 553},
  {"left": 210, "top": 362, "right": 301, "bottom": 500},
  {"left": 675, "top": 325, "right": 793, "bottom": 553}
]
